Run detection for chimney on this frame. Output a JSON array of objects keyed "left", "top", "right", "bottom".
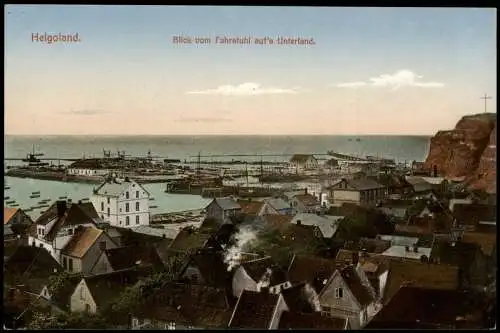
[
  {"left": 304, "top": 188, "right": 308, "bottom": 195},
  {"left": 296, "top": 220, "right": 302, "bottom": 226},
  {"left": 56, "top": 200, "right": 67, "bottom": 217},
  {"left": 352, "top": 251, "right": 359, "bottom": 265}
]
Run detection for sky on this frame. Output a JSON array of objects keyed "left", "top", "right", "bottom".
[{"left": 4, "top": 6, "right": 497, "bottom": 135}]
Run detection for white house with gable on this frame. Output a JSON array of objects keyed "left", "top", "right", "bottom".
[{"left": 91, "top": 177, "right": 151, "bottom": 228}]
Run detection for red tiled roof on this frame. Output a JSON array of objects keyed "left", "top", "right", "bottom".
[
  {"left": 4, "top": 207, "right": 18, "bottom": 225},
  {"left": 62, "top": 226, "right": 103, "bottom": 258}
]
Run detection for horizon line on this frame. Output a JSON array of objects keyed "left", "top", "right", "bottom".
[{"left": 4, "top": 133, "right": 433, "bottom": 137}]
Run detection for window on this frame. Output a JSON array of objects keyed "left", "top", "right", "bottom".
[
  {"left": 107, "top": 197, "right": 110, "bottom": 204},
  {"left": 126, "top": 203, "right": 129, "bottom": 212},
  {"left": 68, "top": 228, "right": 73, "bottom": 235},
  {"left": 107, "top": 207, "right": 110, "bottom": 216},
  {"left": 39, "top": 243, "right": 44, "bottom": 248},
  {"left": 85, "top": 304, "right": 91, "bottom": 313},
  {"left": 335, "top": 287, "right": 343, "bottom": 299},
  {"left": 136, "top": 191, "right": 139, "bottom": 198},
  {"left": 68, "top": 258, "right": 73, "bottom": 272},
  {"left": 42, "top": 229, "right": 45, "bottom": 236},
  {"left": 135, "top": 202, "right": 140, "bottom": 211},
  {"left": 136, "top": 216, "right": 140, "bottom": 225},
  {"left": 126, "top": 191, "right": 130, "bottom": 199},
  {"left": 63, "top": 257, "right": 67, "bottom": 269},
  {"left": 167, "top": 322, "right": 176, "bottom": 330},
  {"left": 31, "top": 241, "right": 36, "bottom": 247},
  {"left": 80, "top": 286, "right": 85, "bottom": 300},
  {"left": 101, "top": 202, "right": 104, "bottom": 211},
  {"left": 132, "top": 318, "right": 139, "bottom": 329},
  {"left": 126, "top": 216, "right": 130, "bottom": 226}
]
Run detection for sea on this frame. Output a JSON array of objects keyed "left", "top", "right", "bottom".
[{"left": 4, "top": 135, "right": 431, "bottom": 220}]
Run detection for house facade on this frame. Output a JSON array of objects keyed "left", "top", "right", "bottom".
[
  {"left": 91, "top": 178, "right": 150, "bottom": 228},
  {"left": 329, "top": 178, "right": 387, "bottom": 206},
  {"left": 265, "top": 198, "right": 294, "bottom": 215},
  {"left": 27, "top": 200, "right": 100, "bottom": 264},
  {"left": 67, "top": 168, "right": 110, "bottom": 177},
  {"left": 60, "top": 226, "right": 118, "bottom": 275},
  {"left": 291, "top": 192, "right": 321, "bottom": 214},
  {"left": 288, "top": 154, "right": 319, "bottom": 174},
  {"left": 205, "top": 197, "right": 241, "bottom": 223},
  {"left": 319, "top": 265, "right": 377, "bottom": 329}
]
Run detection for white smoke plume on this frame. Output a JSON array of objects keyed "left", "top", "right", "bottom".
[
  {"left": 303, "top": 283, "right": 322, "bottom": 312},
  {"left": 224, "top": 225, "right": 258, "bottom": 272},
  {"left": 256, "top": 268, "right": 272, "bottom": 291}
]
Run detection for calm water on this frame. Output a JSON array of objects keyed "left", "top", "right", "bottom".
[
  {"left": 5, "top": 135, "right": 431, "bottom": 163},
  {"left": 4, "top": 135, "right": 430, "bottom": 219},
  {"left": 4, "top": 176, "right": 211, "bottom": 221}
]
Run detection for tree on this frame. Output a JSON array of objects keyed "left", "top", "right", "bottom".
[
  {"left": 47, "top": 271, "right": 83, "bottom": 295},
  {"left": 334, "top": 206, "right": 393, "bottom": 242},
  {"left": 104, "top": 253, "right": 187, "bottom": 325}
]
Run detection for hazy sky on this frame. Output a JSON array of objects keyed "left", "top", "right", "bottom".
[{"left": 4, "top": 6, "right": 497, "bottom": 135}]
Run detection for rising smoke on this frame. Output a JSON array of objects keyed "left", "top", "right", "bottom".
[
  {"left": 303, "top": 283, "right": 322, "bottom": 312},
  {"left": 224, "top": 224, "right": 259, "bottom": 272},
  {"left": 256, "top": 268, "right": 273, "bottom": 291}
]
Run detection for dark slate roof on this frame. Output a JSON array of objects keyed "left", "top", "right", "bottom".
[
  {"left": 382, "top": 260, "right": 460, "bottom": 305},
  {"left": 269, "top": 266, "right": 289, "bottom": 286},
  {"left": 344, "top": 237, "right": 392, "bottom": 254},
  {"left": 5, "top": 245, "right": 62, "bottom": 277},
  {"left": 370, "top": 174, "right": 413, "bottom": 189},
  {"left": 210, "top": 197, "right": 241, "bottom": 211},
  {"left": 293, "top": 194, "right": 319, "bottom": 206},
  {"left": 290, "top": 154, "right": 316, "bottom": 163},
  {"left": 169, "top": 228, "right": 212, "bottom": 253},
  {"left": 228, "top": 290, "right": 279, "bottom": 329},
  {"left": 181, "top": 250, "right": 230, "bottom": 288},
  {"left": 279, "top": 311, "right": 348, "bottom": 330},
  {"left": 84, "top": 268, "right": 147, "bottom": 309},
  {"left": 339, "top": 265, "right": 374, "bottom": 307},
  {"left": 104, "top": 245, "right": 165, "bottom": 272},
  {"left": 366, "top": 287, "right": 486, "bottom": 329},
  {"left": 39, "top": 202, "right": 99, "bottom": 241},
  {"left": 4, "top": 246, "right": 62, "bottom": 293},
  {"left": 136, "top": 283, "right": 232, "bottom": 329},
  {"left": 280, "top": 282, "right": 315, "bottom": 313},
  {"left": 346, "top": 178, "right": 385, "bottom": 191},
  {"left": 288, "top": 255, "right": 339, "bottom": 293},
  {"left": 240, "top": 256, "right": 275, "bottom": 282}
]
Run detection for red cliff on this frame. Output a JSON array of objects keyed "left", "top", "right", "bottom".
[{"left": 423, "top": 113, "right": 496, "bottom": 193}]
